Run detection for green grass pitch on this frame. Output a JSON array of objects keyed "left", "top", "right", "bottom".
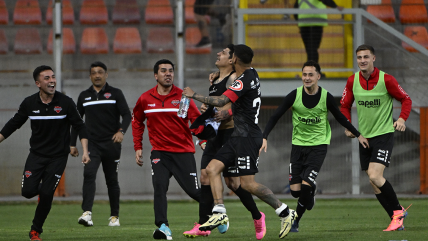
[{"left": 2, "top": 198, "right": 428, "bottom": 240}]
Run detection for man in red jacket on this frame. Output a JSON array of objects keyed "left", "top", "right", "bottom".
[
  {"left": 132, "top": 59, "right": 201, "bottom": 240},
  {"left": 340, "top": 44, "right": 412, "bottom": 231}
]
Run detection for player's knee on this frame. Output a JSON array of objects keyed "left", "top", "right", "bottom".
[
  {"left": 205, "top": 161, "right": 222, "bottom": 177},
  {"left": 21, "top": 188, "right": 38, "bottom": 199},
  {"left": 368, "top": 174, "right": 384, "bottom": 187},
  {"left": 290, "top": 190, "right": 301, "bottom": 198},
  {"left": 226, "top": 181, "right": 240, "bottom": 191},
  {"left": 298, "top": 184, "right": 313, "bottom": 207}
]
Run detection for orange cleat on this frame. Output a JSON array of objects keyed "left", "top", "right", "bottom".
[
  {"left": 29, "top": 230, "right": 42, "bottom": 240},
  {"left": 383, "top": 204, "right": 412, "bottom": 231}
]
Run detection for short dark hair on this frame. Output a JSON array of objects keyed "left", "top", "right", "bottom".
[
  {"left": 356, "top": 44, "right": 375, "bottom": 55},
  {"left": 33, "top": 65, "right": 54, "bottom": 82},
  {"left": 89, "top": 61, "right": 107, "bottom": 74},
  {"left": 233, "top": 44, "right": 253, "bottom": 64},
  {"left": 302, "top": 60, "right": 321, "bottom": 74},
  {"left": 226, "top": 44, "right": 234, "bottom": 59},
  {"left": 154, "top": 59, "right": 174, "bottom": 74}
]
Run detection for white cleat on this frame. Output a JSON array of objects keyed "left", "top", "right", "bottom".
[
  {"left": 78, "top": 211, "right": 94, "bottom": 226},
  {"left": 108, "top": 216, "right": 120, "bottom": 226}
]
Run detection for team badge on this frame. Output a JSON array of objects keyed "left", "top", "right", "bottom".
[
  {"left": 25, "top": 171, "right": 32, "bottom": 178},
  {"left": 152, "top": 158, "right": 160, "bottom": 164},
  {"left": 104, "top": 93, "right": 111, "bottom": 99},
  {"left": 230, "top": 80, "right": 243, "bottom": 91},
  {"left": 54, "top": 106, "right": 62, "bottom": 113},
  {"left": 289, "top": 174, "right": 292, "bottom": 181},
  {"left": 171, "top": 100, "right": 180, "bottom": 106}
]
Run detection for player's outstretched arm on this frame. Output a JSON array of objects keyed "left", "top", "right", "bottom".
[
  {"left": 135, "top": 150, "right": 143, "bottom": 166},
  {"left": 393, "top": 117, "right": 406, "bottom": 132},
  {"left": 183, "top": 87, "right": 230, "bottom": 107}
]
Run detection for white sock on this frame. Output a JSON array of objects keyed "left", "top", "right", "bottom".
[
  {"left": 275, "top": 203, "right": 288, "bottom": 216},
  {"left": 212, "top": 204, "right": 226, "bottom": 214}
]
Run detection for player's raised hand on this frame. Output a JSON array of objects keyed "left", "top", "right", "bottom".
[
  {"left": 393, "top": 117, "right": 406, "bottom": 132},
  {"left": 357, "top": 135, "right": 369, "bottom": 149},
  {"left": 200, "top": 103, "right": 208, "bottom": 113},
  {"left": 135, "top": 149, "right": 143, "bottom": 166},
  {"left": 259, "top": 138, "right": 268, "bottom": 155},
  {"left": 182, "top": 87, "right": 195, "bottom": 98},
  {"left": 209, "top": 71, "right": 219, "bottom": 85}
]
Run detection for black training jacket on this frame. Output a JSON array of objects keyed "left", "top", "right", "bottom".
[
  {"left": 0, "top": 91, "right": 88, "bottom": 158},
  {"left": 70, "top": 82, "right": 131, "bottom": 146}
]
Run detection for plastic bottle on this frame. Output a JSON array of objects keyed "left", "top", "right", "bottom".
[{"left": 177, "top": 95, "right": 190, "bottom": 118}]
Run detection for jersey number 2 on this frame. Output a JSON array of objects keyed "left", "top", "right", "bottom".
[{"left": 253, "top": 97, "right": 261, "bottom": 124}]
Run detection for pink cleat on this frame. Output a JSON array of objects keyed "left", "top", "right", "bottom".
[
  {"left": 254, "top": 212, "right": 266, "bottom": 240},
  {"left": 383, "top": 204, "right": 412, "bottom": 231},
  {"left": 183, "top": 223, "right": 211, "bottom": 238}
]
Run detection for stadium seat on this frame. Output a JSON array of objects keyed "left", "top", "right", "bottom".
[
  {"left": 185, "top": 27, "right": 211, "bottom": 54},
  {"left": 80, "top": 28, "right": 109, "bottom": 54},
  {"left": 402, "top": 26, "right": 428, "bottom": 52},
  {"left": 145, "top": 0, "right": 174, "bottom": 24},
  {"left": 400, "top": 0, "right": 428, "bottom": 24},
  {"left": 112, "top": 0, "right": 140, "bottom": 24},
  {"left": 80, "top": 0, "right": 108, "bottom": 25},
  {"left": 13, "top": 0, "right": 42, "bottom": 25},
  {"left": 14, "top": 28, "right": 42, "bottom": 54},
  {"left": 185, "top": 0, "right": 210, "bottom": 24},
  {"left": 0, "top": 29, "right": 7, "bottom": 54},
  {"left": 366, "top": 0, "right": 395, "bottom": 23},
  {"left": 46, "top": 0, "right": 74, "bottom": 25},
  {"left": 0, "top": 0, "right": 8, "bottom": 25},
  {"left": 146, "top": 27, "right": 174, "bottom": 53},
  {"left": 47, "top": 28, "right": 76, "bottom": 54},
  {"left": 113, "top": 27, "right": 142, "bottom": 54}
]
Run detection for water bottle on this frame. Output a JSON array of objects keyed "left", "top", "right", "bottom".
[{"left": 177, "top": 95, "right": 190, "bottom": 118}]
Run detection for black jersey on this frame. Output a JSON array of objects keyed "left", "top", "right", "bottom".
[
  {"left": 209, "top": 71, "right": 235, "bottom": 97},
  {"left": 223, "top": 68, "right": 262, "bottom": 138},
  {"left": 70, "top": 83, "right": 132, "bottom": 145},
  {"left": 0, "top": 91, "right": 87, "bottom": 158}
]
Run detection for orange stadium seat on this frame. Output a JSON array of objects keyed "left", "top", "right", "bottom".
[
  {"left": 46, "top": 0, "right": 74, "bottom": 25},
  {"left": 185, "top": 27, "right": 211, "bottom": 54},
  {"left": 0, "top": 0, "right": 8, "bottom": 25},
  {"left": 80, "top": 0, "right": 108, "bottom": 25},
  {"left": 146, "top": 27, "right": 174, "bottom": 53},
  {"left": 14, "top": 28, "right": 42, "bottom": 54},
  {"left": 112, "top": 0, "right": 140, "bottom": 24},
  {"left": 13, "top": 0, "right": 42, "bottom": 25},
  {"left": 47, "top": 28, "right": 76, "bottom": 54},
  {"left": 80, "top": 28, "right": 109, "bottom": 54},
  {"left": 402, "top": 26, "right": 428, "bottom": 52},
  {"left": 400, "top": 0, "right": 428, "bottom": 24},
  {"left": 145, "top": 0, "right": 174, "bottom": 24},
  {"left": 113, "top": 27, "right": 142, "bottom": 54},
  {"left": 366, "top": 0, "right": 395, "bottom": 23},
  {"left": 0, "top": 29, "right": 7, "bottom": 54},
  {"left": 185, "top": 0, "right": 210, "bottom": 24}
]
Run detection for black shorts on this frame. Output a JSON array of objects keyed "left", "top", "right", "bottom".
[
  {"left": 214, "top": 136, "right": 262, "bottom": 176},
  {"left": 194, "top": 0, "right": 215, "bottom": 15},
  {"left": 359, "top": 132, "right": 394, "bottom": 170},
  {"left": 289, "top": 144, "right": 327, "bottom": 187}
]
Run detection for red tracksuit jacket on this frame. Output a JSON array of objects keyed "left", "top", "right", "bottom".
[{"left": 132, "top": 85, "right": 200, "bottom": 153}]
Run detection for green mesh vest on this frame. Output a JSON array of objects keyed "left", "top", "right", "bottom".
[
  {"left": 298, "top": 0, "right": 328, "bottom": 27},
  {"left": 353, "top": 71, "right": 394, "bottom": 138},
  {"left": 291, "top": 86, "right": 331, "bottom": 146}
]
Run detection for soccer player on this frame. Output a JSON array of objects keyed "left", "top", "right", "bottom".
[
  {"left": 132, "top": 59, "right": 201, "bottom": 240},
  {"left": 183, "top": 45, "right": 265, "bottom": 240},
  {"left": 340, "top": 44, "right": 412, "bottom": 231},
  {"left": 183, "top": 44, "right": 297, "bottom": 239},
  {"left": 0, "top": 65, "right": 90, "bottom": 241},
  {"left": 71, "top": 61, "right": 132, "bottom": 227},
  {"left": 260, "top": 60, "right": 369, "bottom": 233}
]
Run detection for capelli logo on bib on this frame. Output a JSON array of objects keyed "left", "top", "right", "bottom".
[{"left": 358, "top": 99, "right": 381, "bottom": 108}]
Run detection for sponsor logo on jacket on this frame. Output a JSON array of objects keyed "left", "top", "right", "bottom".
[{"left": 358, "top": 99, "right": 381, "bottom": 108}]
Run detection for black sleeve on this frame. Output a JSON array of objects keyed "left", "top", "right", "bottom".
[
  {"left": 326, "top": 92, "right": 360, "bottom": 137},
  {"left": 0, "top": 99, "right": 29, "bottom": 139},
  {"left": 263, "top": 89, "right": 297, "bottom": 139},
  {"left": 67, "top": 97, "right": 88, "bottom": 141},
  {"left": 320, "top": 0, "right": 338, "bottom": 8},
  {"left": 116, "top": 89, "right": 132, "bottom": 134},
  {"left": 70, "top": 93, "right": 85, "bottom": 146}
]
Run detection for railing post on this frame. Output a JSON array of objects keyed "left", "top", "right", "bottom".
[
  {"left": 351, "top": 107, "right": 360, "bottom": 195},
  {"left": 175, "top": 0, "right": 184, "bottom": 89}
]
